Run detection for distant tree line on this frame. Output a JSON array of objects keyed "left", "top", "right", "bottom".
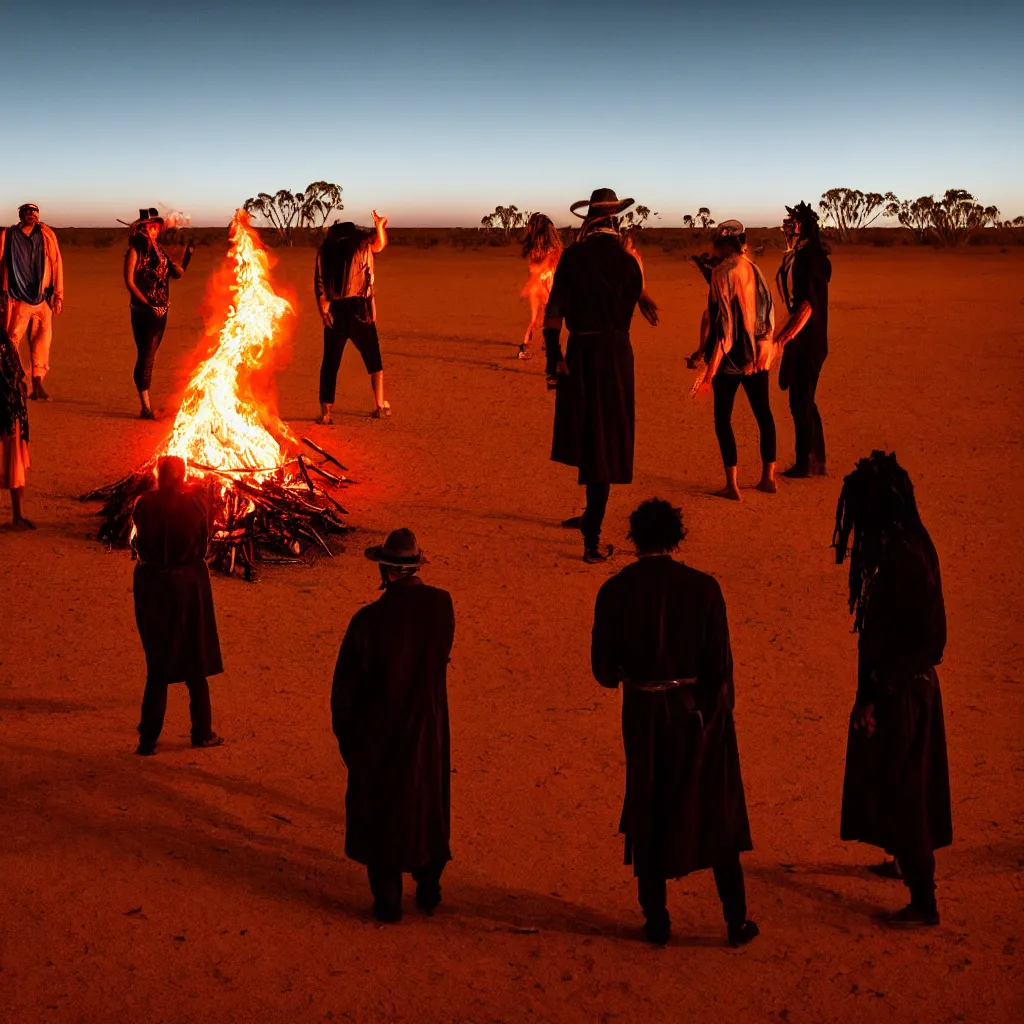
[
  {"left": 818, "top": 187, "right": 1005, "bottom": 246},
  {"left": 480, "top": 204, "right": 656, "bottom": 240},
  {"left": 242, "top": 182, "right": 344, "bottom": 245}
]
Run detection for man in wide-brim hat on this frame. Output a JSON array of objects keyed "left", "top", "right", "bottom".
[
  {"left": 331, "top": 528, "right": 456, "bottom": 922},
  {"left": 543, "top": 188, "right": 653, "bottom": 562}
]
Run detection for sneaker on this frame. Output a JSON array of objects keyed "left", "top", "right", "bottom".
[
  {"left": 728, "top": 920, "right": 760, "bottom": 947},
  {"left": 191, "top": 733, "right": 225, "bottom": 749}
]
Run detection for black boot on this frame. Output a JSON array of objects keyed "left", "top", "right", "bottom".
[{"left": 727, "top": 920, "right": 760, "bottom": 947}]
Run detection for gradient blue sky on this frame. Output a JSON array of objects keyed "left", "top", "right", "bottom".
[{"left": 2, "top": 0, "right": 1021, "bottom": 226}]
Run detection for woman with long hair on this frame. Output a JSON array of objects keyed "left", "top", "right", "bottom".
[
  {"left": 833, "top": 451, "right": 951, "bottom": 926},
  {"left": 518, "top": 213, "right": 563, "bottom": 360},
  {"left": 123, "top": 208, "right": 192, "bottom": 420}
]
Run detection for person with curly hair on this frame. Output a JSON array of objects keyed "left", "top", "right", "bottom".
[
  {"left": 774, "top": 201, "right": 832, "bottom": 477},
  {"left": 518, "top": 213, "right": 563, "bottom": 361},
  {"left": 833, "top": 451, "right": 951, "bottom": 926},
  {"left": 591, "top": 498, "right": 758, "bottom": 947}
]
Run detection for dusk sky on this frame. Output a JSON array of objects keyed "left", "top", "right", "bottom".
[{"left": 3, "top": 0, "right": 1021, "bottom": 227}]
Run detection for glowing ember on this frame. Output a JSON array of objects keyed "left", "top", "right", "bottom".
[{"left": 164, "top": 211, "right": 291, "bottom": 473}]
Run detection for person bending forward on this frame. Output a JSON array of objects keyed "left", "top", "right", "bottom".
[
  {"left": 591, "top": 498, "right": 759, "bottom": 947},
  {"left": 331, "top": 529, "right": 456, "bottom": 922}
]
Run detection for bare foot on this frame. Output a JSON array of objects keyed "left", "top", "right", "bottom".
[
  {"left": 756, "top": 478, "right": 777, "bottom": 494},
  {"left": 713, "top": 486, "right": 741, "bottom": 501},
  {"left": 9, "top": 517, "right": 36, "bottom": 531}
]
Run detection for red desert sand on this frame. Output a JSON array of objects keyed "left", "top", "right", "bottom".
[{"left": 1, "top": 243, "right": 1021, "bottom": 1023}]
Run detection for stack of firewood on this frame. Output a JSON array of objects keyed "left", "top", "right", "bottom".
[{"left": 81, "top": 438, "right": 354, "bottom": 581}]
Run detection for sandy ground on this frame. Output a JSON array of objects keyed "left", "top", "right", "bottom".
[{"left": 1, "top": 242, "right": 1021, "bottom": 1024}]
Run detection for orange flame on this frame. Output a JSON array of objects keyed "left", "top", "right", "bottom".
[{"left": 163, "top": 211, "right": 291, "bottom": 473}]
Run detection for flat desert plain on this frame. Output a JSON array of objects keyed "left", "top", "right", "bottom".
[{"left": 1, "top": 241, "right": 1021, "bottom": 1024}]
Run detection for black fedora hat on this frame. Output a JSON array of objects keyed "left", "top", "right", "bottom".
[
  {"left": 132, "top": 207, "right": 164, "bottom": 230},
  {"left": 364, "top": 528, "right": 428, "bottom": 568},
  {"left": 569, "top": 187, "right": 635, "bottom": 220}
]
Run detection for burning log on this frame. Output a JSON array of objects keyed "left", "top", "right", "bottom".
[{"left": 81, "top": 212, "right": 355, "bottom": 580}]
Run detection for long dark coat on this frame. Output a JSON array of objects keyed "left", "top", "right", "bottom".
[
  {"left": 841, "top": 529, "right": 952, "bottom": 858},
  {"left": 546, "top": 232, "right": 643, "bottom": 484},
  {"left": 331, "top": 577, "right": 456, "bottom": 871},
  {"left": 592, "top": 556, "right": 752, "bottom": 879},
  {"left": 132, "top": 487, "right": 222, "bottom": 684}
]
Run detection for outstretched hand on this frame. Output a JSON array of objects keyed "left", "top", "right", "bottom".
[{"left": 372, "top": 209, "right": 388, "bottom": 230}]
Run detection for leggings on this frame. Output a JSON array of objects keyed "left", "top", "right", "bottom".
[
  {"left": 712, "top": 371, "right": 776, "bottom": 467},
  {"left": 131, "top": 306, "right": 168, "bottom": 391}
]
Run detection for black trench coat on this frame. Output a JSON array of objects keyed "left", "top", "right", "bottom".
[
  {"left": 841, "top": 530, "right": 952, "bottom": 858},
  {"left": 132, "top": 487, "right": 222, "bottom": 684},
  {"left": 546, "top": 232, "right": 643, "bottom": 485},
  {"left": 592, "top": 556, "right": 752, "bottom": 879},
  {"left": 331, "top": 577, "right": 456, "bottom": 872}
]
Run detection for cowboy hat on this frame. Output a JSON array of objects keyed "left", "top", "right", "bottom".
[
  {"left": 132, "top": 207, "right": 164, "bottom": 230},
  {"left": 364, "top": 528, "right": 428, "bottom": 568},
  {"left": 569, "top": 188, "right": 635, "bottom": 220},
  {"left": 714, "top": 219, "right": 745, "bottom": 241}
]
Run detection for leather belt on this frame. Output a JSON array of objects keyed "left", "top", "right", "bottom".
[{"left": 625, "top": 677, "right": 697, "bottom": 693}]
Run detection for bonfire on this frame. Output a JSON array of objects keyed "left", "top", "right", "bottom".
[{"left": 83, "top": 211, "right": 353, "bottom": 580}]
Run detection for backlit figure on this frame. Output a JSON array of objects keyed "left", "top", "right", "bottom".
[{"left": 518, "top": 213, "right": 563, "bottom": 360}]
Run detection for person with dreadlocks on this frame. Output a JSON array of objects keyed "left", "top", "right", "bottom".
[
  {"left": 591, "top": 498, "right": 758, "bottom": 947},
  {"left": 690, "top": 220, "right": 777, "bottom": 501},
  {"left": 0, "top": 323, "right": 33, "bottom": 529},
  {"left": 518, "top": 213, "right": 563, "bottom": 361},
  {"left": 543, "top": 188, "right": 657, "bottom": 562},
  {"left": 833, "top": 451, "right": 951, "bottom": 926},
  {"left": 773, "top": 202, "right": 832, "bottom": 477},
  {"left": 314, "top": 212, "right": 390, "bottom": 423}
]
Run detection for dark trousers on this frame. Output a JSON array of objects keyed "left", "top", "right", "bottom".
[
  {"left": 638, "top": 853, "right": 747, "bottom": 927},
  {"left": 712, "top": 371, "right": 776, "bottom": 467},
  {"left": 367, "top": 859, "right": 447, "bottom": 914},
  {"left": 319, "top": 299, "right": 384, "bottom": 403},
  {"left": 131, "top": 306, "right": 168, "bottom": 391},
  {"left": 582, "top": 481, "right": 611, "bottom": 550},
  {"left": 896, "top": 848, "right": 936, "bottom": 911},
  {"left": 788, "top": 360, "right": 826, "bottom": 469},
  {"left": 138, "top": 675, "right": 212, "bottom": 746}
]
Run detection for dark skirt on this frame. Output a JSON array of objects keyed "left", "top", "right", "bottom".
[
  {"left": 551, "top": 330, "right": 634, "bottom": 485},
  {"left": 133, "top": 560, "right": 224, "bottom": 683},
  {"left": 621, "top": 685, "right": 752, "bottom": 879},
  {"left": 841, "top": 668, "right": 952, "bottom": 857}
]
